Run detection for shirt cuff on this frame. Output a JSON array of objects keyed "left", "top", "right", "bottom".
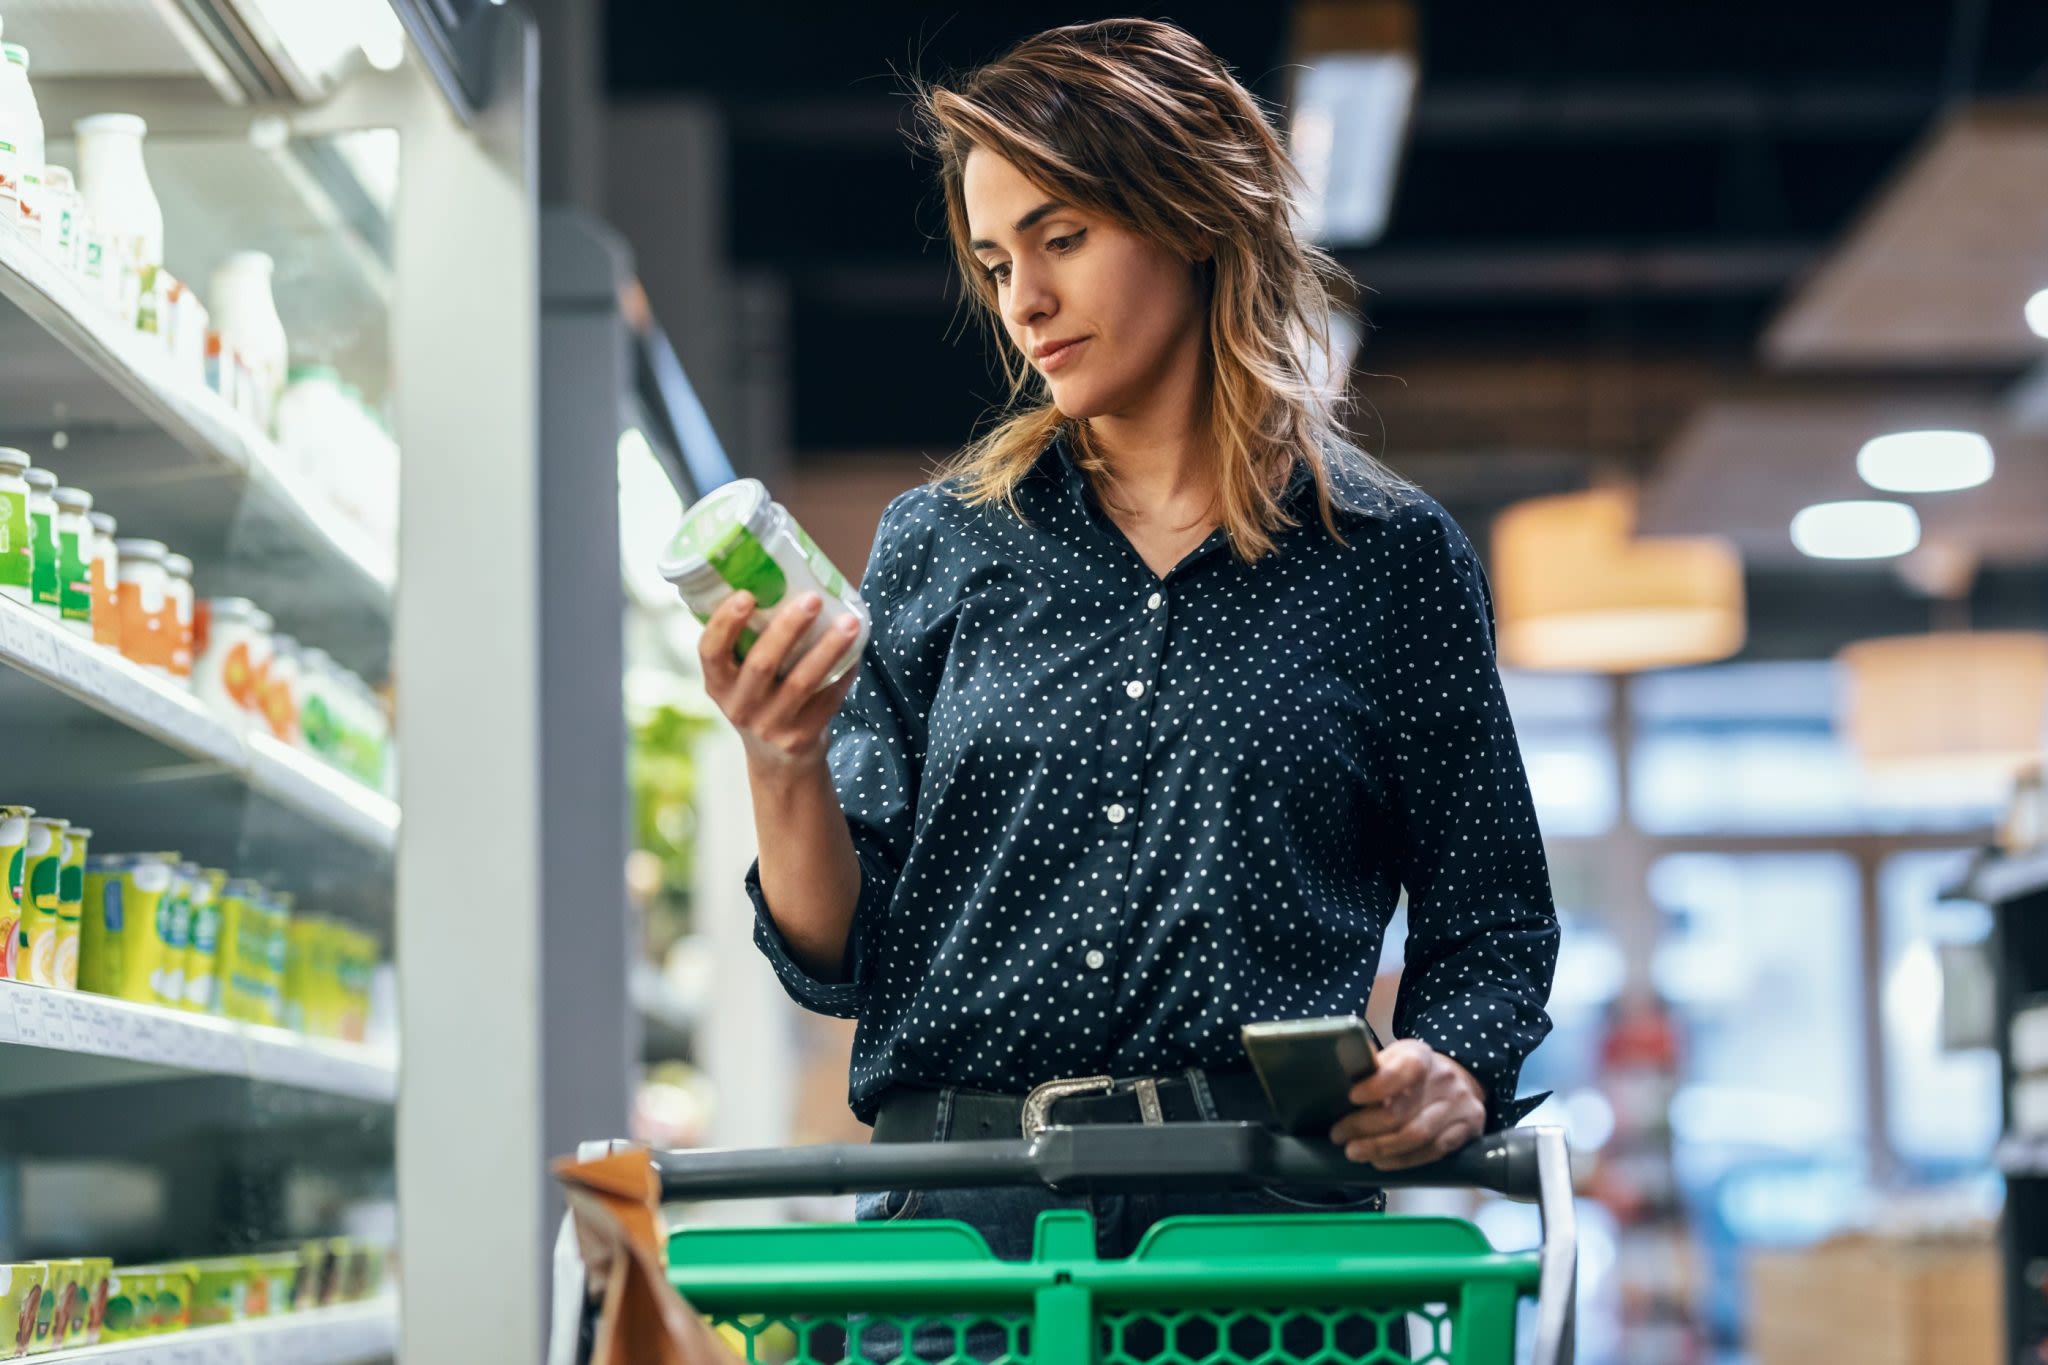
[
  {"left": 744, "top": 841, "right": 892, "bottom": 1020},
  {"left": 1404, "top": 998, "right": 1550, "bottom": 1133}
]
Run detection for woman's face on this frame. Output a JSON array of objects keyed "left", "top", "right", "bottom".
[{"left": 963, "top": 148, "right": 1206, "bottom": 420}]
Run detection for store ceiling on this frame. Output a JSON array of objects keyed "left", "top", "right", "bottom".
[{"left": 604, "top": 0, "right": 2048, "bottom": 653}]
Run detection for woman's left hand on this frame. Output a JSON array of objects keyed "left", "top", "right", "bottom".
[{"left": 1328, "top": 1038, "right": 1487, "bottom": 1169}]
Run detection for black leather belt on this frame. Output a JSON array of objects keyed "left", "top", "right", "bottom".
[{"left": 872, "top": 1069, "right": 1276, "bottom": 1145}]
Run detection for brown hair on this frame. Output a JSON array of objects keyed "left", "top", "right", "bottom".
[{"left": 913, "top": 17, "right": 1407, "bottom": 559}]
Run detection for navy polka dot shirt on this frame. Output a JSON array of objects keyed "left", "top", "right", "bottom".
[{"left": 747, "top": 434, "right": 1558, "bottom": 1130}]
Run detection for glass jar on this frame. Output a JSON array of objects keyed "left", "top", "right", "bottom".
[
  {"left": 0, "top": 447, "right": 31, "bottom": 604},
  {"left": 87, "top": 511, "right": 118, "bottom": 647},
  {"left": 657, "top": 477, "right": 870, "bottom": 690},
  {"left": 113, "top": 538, "right": 170, "bottom": 675},
  {"left": 52, "top": 485, "right": 93, "bottom": 637},
  {"left": 162, "top": 551, "right": 194, "bottom": 680},
  {"left": 26, "top": 466, "right": 59, "bottom": 619},
  {"left": 193, "top": 596, "right": 271, "bottom": 728}
]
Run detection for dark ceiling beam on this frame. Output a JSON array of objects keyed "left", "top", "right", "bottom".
[
  {"left": 782, "top": 241, "right": 1817, "bottom": 309},
  {"left": 724, "top": 83, "right": 1937, "bottom": 145}
]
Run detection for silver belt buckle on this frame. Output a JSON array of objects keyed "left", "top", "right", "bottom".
[{"left": 1021, "top": 1074, "right": 1114, "bottom": 1139}]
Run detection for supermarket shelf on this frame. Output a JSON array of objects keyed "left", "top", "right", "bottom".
[
  {"left": 0, "top": 981, "right": 396, "bottom": 1103},
  {"left": 0, "top": 598, "right": 396, "bottom": 866},
  {"left": 0, "top": 221, "right": 394, "bottom": 675},
  {"left": 40, "top": 1299, "right": 396, "bottom": 1365}
]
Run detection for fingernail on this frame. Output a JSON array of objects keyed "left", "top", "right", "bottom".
[
  {"left": 730, "top": 592, "right": 754, "bottom": 611},
  {"left": 836, "top": 616, "right": 860, "bottom": 632},
  {"left": 800, "top": 593, "right": 822, "bottom": 613}
]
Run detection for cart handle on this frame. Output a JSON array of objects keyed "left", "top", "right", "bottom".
[{"left": 655, "top": 1123, "right": 1575, "bottom": 1365}]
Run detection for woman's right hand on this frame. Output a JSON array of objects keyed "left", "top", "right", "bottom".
[{"left": 699, "top": 589, "right": 863, "bottom": 770}]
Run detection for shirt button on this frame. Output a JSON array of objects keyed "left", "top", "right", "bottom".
[
  {"left": 1106, "top": 803, "right": 1127, "bottom": 824},
  {"left": 1085, "top": 949, "right": 1106, "bottom": 970},
  {"left": 1147, "top": 592, "right": 1163, "bottom": 610},
  {"left": 1125, "top": 680, "right": 1147, "bottom": 699}
]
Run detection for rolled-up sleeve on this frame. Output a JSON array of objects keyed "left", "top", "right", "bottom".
[
  {"left": 748, "top": 491, "right": 936, "bottom": 1018},
  {"left": 1374, "top": 503, "right": 1560, "bottom": 1130}
]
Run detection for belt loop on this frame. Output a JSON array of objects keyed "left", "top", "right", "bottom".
[
  {"left": 1133, "top": 1077, "right": 1164, "bottom": 1125},
  {"left": 1184, "top": 1066, "right": 1218, "bottom": 1121},
  {"left": 933, "top": 1087, "right": 957, "bottom": 1142}
]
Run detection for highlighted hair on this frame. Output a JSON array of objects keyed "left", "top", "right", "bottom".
[{"left": 914, "top": 17, "right": 1407, "bottom": 558}]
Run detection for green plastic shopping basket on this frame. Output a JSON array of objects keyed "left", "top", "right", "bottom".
[{"left": 656, "top": 1121, "right": 1575, "bottom": 1365}]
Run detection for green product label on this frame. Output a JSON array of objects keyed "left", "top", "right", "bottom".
[
  {"left": 59, "top": 862, "right": 82, "bottom": 905},
  {"left": 59, "top": 526, "right": 91, "bottom": 620},
  {"left": 711, "top": 526, "right": 787, "bottom": 606},
  {"left": 30, "top": 508, "right": 57, "bottom": 606},
  {"left": 791, "top": 521, "right": 849, "bottom": 599},
  {"left": 0, "top": 488, "right": 27, "bottom": 589},
  {"left": 30, "top": 854, "right": 60, "bottom": 909},
  {"left": 192, "top": 903, "right": 221, "bottom": 953},
  {"left": 84, "top": 240, "right": 103, "bottom": 277},
  {"left": 301, "top": 695, "right": 339, "bottom": 755}
]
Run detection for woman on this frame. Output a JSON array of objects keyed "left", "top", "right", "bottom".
[{"left": 700, "top": 17, "right": 1558, "bottom": 1263}]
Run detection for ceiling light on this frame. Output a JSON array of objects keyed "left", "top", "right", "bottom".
[
  {"left": 1856, "top": 430, "right": 1994, "bottom": 493},
  {"left": 1790, "top": 501, "right": 1920, "bottom": 560},
  {"left": 1839, "top": 632, "right": 2048, "bottom": 799},
  {"left": 1493, "top": 488, "right": 1746, "bottom": 673},
  {"left": 2029, "top": 288, "right": 2048, "bottom": 340},
  {"left": 1289, "top": 1, "right": 1417, "bottom": 247}
]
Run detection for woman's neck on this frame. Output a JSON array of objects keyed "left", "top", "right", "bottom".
[{"left": 1085, "top": 353, "right": 1216, "bottom": 525}]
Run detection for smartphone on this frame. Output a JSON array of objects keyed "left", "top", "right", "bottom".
[{"left": 1240, "top": 1015, "right": 1380, "bottom": 1135}]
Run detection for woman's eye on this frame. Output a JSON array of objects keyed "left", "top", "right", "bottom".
[
  {"left": 985, "top": 261, "right": 1011, "bottom": 285},
  {"left": 1048, "top": 230, "right": 1087, "bottom": 254}
]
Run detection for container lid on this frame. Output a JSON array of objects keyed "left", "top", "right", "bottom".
[
  {"left": 657, "top": 478, "right": 772, "bottom": 583},
  {"left": 41, "top": 165, "right": 73, "bottom": 191},
  {"left": 287, "top": 363, "right": 341, "bottom": 385},
  {"left": 86, "top": 853, "right": 138, "bottom": 869},
  {"left": 53, "top": 486, "right": 91, "bottom": 512},
  {"left": 207, "top": 595, "right": 263, "bottom": 621},
  {"left": 75, "top": 113, "right": 147, "bottom": 138},
  {"left": 114, "top": 538, "right": 168, "bottom": 562},
  {"left": 0, "top": 804, "right": 35, "bottom": 818},
  {"left": 0, "top": 447, "right": 28, "bottom": 474},
  {"left": 68, "top": 827, "right": 92, "bottom": 839},
  {"left": 29, "top": 815, "right": 70, "bottom": 830},
  {"left": 88, "top": 511, "right": 115, "bottom": 534},
  {"left": 3, "top": 44, "right": 28, "bottom": 70},
  {"left": 224, "top": 878, "right": 263, "bottom": 895},
  {"left": 24, "top": 468, "right": 57, "bottom": 492},
  {"left": 163, "top": 553, "right": 193, "bottom": 578},
  {"left": 301, "top": 646, "right": 334, "bottom": 670},
  {"left": 221, "top": 249, "right": 276, "bottom": 276}
]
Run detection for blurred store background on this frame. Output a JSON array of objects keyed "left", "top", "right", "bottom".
[{"left": 586, "top": 4, "right": 2048, "bottom": 1363}]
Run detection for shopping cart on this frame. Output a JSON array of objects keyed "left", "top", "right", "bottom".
[{"left": 646, "top": 1121, "right": 1574, "bottom": 1365}]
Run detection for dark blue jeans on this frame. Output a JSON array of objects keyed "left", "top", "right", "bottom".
[{"left": 844, "top": 1085, "right": 1404, "bottom": 1362}]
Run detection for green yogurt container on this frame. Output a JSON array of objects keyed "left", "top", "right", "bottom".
[{"left": 658, "top": 478, "right": 869, "bottom": 688}]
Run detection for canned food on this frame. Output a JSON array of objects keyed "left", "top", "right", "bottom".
[
  {"left": 53, "top": 826, "right": 88, "bottom": 991},
  {"left": 21, "top": 817, "right": 69, "bottom": 987},
  {"left": 0, "top": 449, "right": 31, "bottom": 604},
  {"left": 180, "top": 867, "right": 226, "bottom": 1012},
  {"left": 657, "top": 478, "right": 870, "bottom": 690},
  {"left": 80, "top": 854, "right": 173, "bottom": 1003},
  {"left": 0, "top": 805, "right": 32, "bottom": 982},
  {"left": 1, "top": 1263, "right": 44, "bottom": 1357},
  {"left": 150, "top": 861, "right": 193, "bottom": 1007},
  {"left": 71, "top": 1259, "right": 110, "bottom": 1347}
]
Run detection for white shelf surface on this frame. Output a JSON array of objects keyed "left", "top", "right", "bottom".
[
  {"left": 0, "top": 981, "right": 396, "bottom": 1103},
  {"left": 0, "top": 598, "right": 397, "bottom": 857},
  {"left": 40, "top": 1299, "right": 396, "bottom": 1365},
  {"left": 0, "top": 219, "right": 393, "bottom": 672}
]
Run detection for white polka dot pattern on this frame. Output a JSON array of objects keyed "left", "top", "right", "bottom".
[{"left": 746, "top": 435, "right": 1560, "bottom": 1130}]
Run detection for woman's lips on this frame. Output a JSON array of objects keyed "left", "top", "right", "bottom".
[{"left": 1038, "top": 336, "right": 1090, "bottom": 373}]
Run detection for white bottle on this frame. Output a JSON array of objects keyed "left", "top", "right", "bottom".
[
  {"left": 211, "top": 252, "right": 288, "bottom": 433},
  {"left": 0, "top": 44, "right": 46, "bottom": 232},
  {"left": 74, "top": 114, "right": 163, "bottom": 330}
]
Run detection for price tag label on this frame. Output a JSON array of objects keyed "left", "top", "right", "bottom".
[
  {"left": 0, "top": 988, "right": 19, "bottom": 1044},
  {"left": 13, "top": 989, "right": 47, "bottom": 1046},
  {"left": 38, "top": 993, "right": 74, "bottom": 1049},
  {"left": 67, "top": 997, "right": 103, "bottom": 1053}
]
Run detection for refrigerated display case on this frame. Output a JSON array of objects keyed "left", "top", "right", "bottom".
[{"left": 0, "top": 2, "right": 541, "bottom": 1360}]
